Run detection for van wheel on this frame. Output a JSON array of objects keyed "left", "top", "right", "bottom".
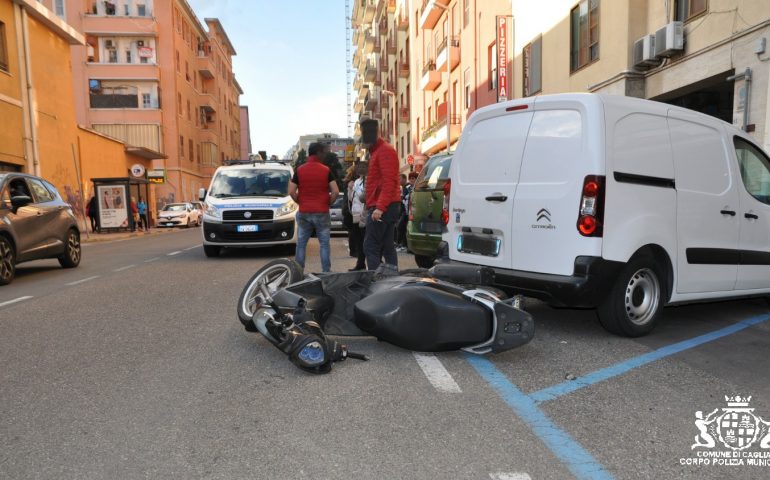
[
  {"left": 203, "top": 245, "right": 221, "bottom": 257},
  {"left": 597, "top": 255, "right": 665, "bottom": 337},
  {"left": 414, "top": 254, "right": 435, "bottom": 269},
  {"left": 0, "top": 236, "right": 16, "bottom": 286},
  {"left": 237, "top": 259, "right": 304, "bottom": 330}
]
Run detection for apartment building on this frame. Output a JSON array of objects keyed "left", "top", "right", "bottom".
[
  {"left": 64, "top": 0, "right": 243, "bottom": 206},
  {"left": 512, "top": 0, "right": 770, "bottom": 150}
]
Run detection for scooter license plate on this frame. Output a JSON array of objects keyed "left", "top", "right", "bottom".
[
  {"left": 458, "top": 234, "right": 500, "bottom": 257},
  {"left": 237, "top": 224, "right": 259, "bottom": 232}
]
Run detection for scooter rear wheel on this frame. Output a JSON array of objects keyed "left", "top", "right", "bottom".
[{"left": 237, "top": 258, "right": 304, "bottom": 329}]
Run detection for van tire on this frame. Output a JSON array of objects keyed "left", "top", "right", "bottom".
[
  {"left": 414, "top": 254, "right": 435, "bottom": 269},
  {"left": 237, "top": 259, "right": 304, "bottom": 329},
  {"left": 597, "top": 255, "right": 665, "bottom": 337},
  {"left": 203, "top": 245, "right": 221, "bottom": 257}
]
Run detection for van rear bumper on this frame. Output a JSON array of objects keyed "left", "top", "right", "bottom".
[{"left": 451, "top": 256, "right": 625, "bottom": 308}]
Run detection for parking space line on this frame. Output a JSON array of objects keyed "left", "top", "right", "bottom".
[
  {"left": 530, "top": 313, "right": 770, "bottom": 404},
  {"left": 0, "top": 296, "right": 33, "bottom": 308},
  {"left": 489, "top": 473, "right": 532, "bottom": 480},
  {"left": 113, "top": 264, "right": 136, "bottom": 272},
  {"left": 413, "top": 353, "right": 462, "bottom": 393},
  {"left": 65, "top": 276, "right": 100, "bottom": 286},
  {"left": 466, "top": 354, "right": 613, "bottom": 480},
  {"left": 167, "top": 251, "right": 182, "bottom": 256}
]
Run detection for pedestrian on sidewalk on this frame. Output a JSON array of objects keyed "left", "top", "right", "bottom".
[
  {"left": 396, "top": 172, "right": 417, "bottom": 252},
  {"left": 137, "top": 197, "right": 149, "bottom": 232},
  {"left": 130, "top": 197, "right": 139, "bottom": 232},
  {"left": 361, "top": 118, "right": 401, "bottom": 271},
  {"left": 289, "top": 142, "right": 340, "bottom": 273},
  {"left": 86, "top": 195, "right": 98, "bottom": 233},
  {"left": 348, "top": 161, "right": 368, "bottom": 271}
]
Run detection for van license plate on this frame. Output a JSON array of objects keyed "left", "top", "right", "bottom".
[
  {"left": 237, "top": 225, "right": 258, "bottom": 232},
  {"left": 458, "top": 235, "right": 500, "bottom": 257}
]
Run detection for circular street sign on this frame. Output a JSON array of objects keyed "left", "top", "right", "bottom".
[
  {"left": 407, "top": 154, "right": 414, "bottom": 165},
  {"left": 130, "top": 164, "right": 146, "bottom": 178}
]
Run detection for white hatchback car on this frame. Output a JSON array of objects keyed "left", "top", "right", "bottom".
[{"left": 157, "top": 203, "right": 200, "bottom": 228}]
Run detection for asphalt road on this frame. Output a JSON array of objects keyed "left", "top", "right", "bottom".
[{"left": 1, "top": 228, "right": 769, "bottom": 479}]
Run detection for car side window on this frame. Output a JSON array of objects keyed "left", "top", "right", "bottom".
[
  {"left": 734, "top": 137, "right": 770, "bottom": 206},
  {"left": 27, "top": 178, "right": 55, "bottom": 203},
  {"left": 8, "top": 178, "right": 32, "bottom": 199}
]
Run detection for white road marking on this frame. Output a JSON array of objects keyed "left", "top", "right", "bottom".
[
  {"left": 113, "top": 264, "right": 136, "bottom": 272},
  {"left": 413, "top": 353, "right": 462, "bottom": 393},
  {"left": 183, "top": 244, "right": 201, "bottom": 251},
  {"left": 0, "top": 296, "right": 33, "bottom": 308},
  {"left": 167, "top": 251, "right": 182, "bottom": 256},
  {"left": 489, "top": 473, "right": 531, "bottom": 480},
  {"left": 144, "top": 257, "right": 160, "bottom": 263},
  {"left": 65, "top": 275, "right": 100, "bottom": 286}
]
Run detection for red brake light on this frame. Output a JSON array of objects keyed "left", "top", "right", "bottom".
[
  {"left": 408, "top": 197, "right": 413, "bottom": 221},
  {"left": 441, "top": 179, "right": 451, "bottom": 225},
  {"left": 583, "top": 181, "right": 600, "bottom": 197},
  {"left": 578, "top": 215, "right": 597, "bottom": 235},
  {"left": 577, "top": 175, "right": 605, "bottom": 237}
]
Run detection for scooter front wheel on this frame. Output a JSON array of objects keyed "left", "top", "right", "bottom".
[{"left": 237, "top": 258, "right": 304, "bottom": 329}]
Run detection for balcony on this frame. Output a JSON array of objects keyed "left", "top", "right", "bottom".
[
  {"left": 196, "top": 53, "right": 215, "bottom": 79},
  {"left": 364, "top": 33, "right": 376, "bottom": 53},
  {"left": 399, "top": 106, "right": 410, "bottom": 123},
  {"left": 363, "top": 0, "right": 377, "bottom": 23},
  {"left": 354, "top": 98, "right": 364, "bottom": 113},
  {"left": 82, "top": 14, "right": 158, "bottom": 35},
  {"left": 399, "top": 61, "right": 410, "bottom": 78},
  {"left": 420, "top": 60, "right": 440, "bottom": 91},
  {"left": 354, "top": 74, "right": 363, "bottom": 90},
  {"left": 358, "top": 85, "right": 369, "bottom": 101},
  {"left": 364, "top": 60, "right": 377, "bottom": 81},
  {"left": 387, "top": 38, "right": 397, "bottom": 55},
  {"left": 397, "top": 10, "right": 409, "bottom": 30},
  {"left": 200, "top": 95, "right": 217, "bottom": 114},
  {"left": 419, "top": 0, "right": 450, "bottom": 30},
  {"left": 381, "top": 92, "right": 390, "bottom": 107},
  {"left": 421, "top": 114, "right": 461, "bottom": 155},
  {"left": 85, "top": 62, "right": 159, "bottom": 80},
  {"left": 436, "top": 35, "right": 460, "bottom": 72},
  {"left": 366, "top": 88, "right": 380, "bottom": 110},
  {"left": 387, "top": 0, "right": 396, "bottom": 13}
]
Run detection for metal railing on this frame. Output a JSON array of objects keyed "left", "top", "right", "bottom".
[{"left": 422, "top": 60, "right": 436, "bottom": 77}]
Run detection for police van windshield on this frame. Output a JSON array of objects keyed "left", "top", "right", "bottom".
[{"left": 209, "top": 169, "right": 291, "bottom": 198}]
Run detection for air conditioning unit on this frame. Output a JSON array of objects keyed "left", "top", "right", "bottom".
[
  {"left": 633, "top": 35, "right": 657, "bottom": 68},
  {"left": 105, "top": 39, "right": 115, "bottom": 49},
  {"left": 654, "top": 21, "right": 684, "bottom": 57},
  {"left": 137, "top": 40, "right": 144, "bottom": 47}
]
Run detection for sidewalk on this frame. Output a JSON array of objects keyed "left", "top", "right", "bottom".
[{"left": 81, "top": 227, "right": 192, "bottom": 244}]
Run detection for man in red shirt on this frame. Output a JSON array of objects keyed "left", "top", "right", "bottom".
[
  {"left": 289, "top": 142, "right": 339, "bottom": 272},
  {"left": 361, "top": 118, "right": 401, "bottom": 270}
]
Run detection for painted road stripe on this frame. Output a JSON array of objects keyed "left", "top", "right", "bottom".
[
  {"left": 0, "top": 296, "right": 33, "bottom": 308},
  {"left": 65, "top": 275, "right": 100, "bottom": 286},
  {"left": 113, "top": 264, "right": 136, "bottom": 272},
  {"left": 167, "top": 251, "right": 182, "bottom": 256},
  {"left": 413, "top": 353, "right": 462, "bottom": 393},
  {"left": 183, "top": 244, "right": 201, "bottom": 251},
  {"left": 144, "top": 257, "right": 160, "bottom": 263},
  {"left": 530, "top": 313, "right": 770, "bottom": 404},
  {"left": 466, "top": 354, "right": 613, "bottom": 480},
  {"left": 490, "top": 473, "right": 532, "bottom": 480}
]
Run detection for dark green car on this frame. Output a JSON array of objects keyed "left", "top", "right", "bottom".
[{"left": 406, "top": 154, "right": 452, "bottom": 268}]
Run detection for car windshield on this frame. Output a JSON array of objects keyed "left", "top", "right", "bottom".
[
  {"left": 415, "top": 155, "right": 452, "bottom": 190},
  {"left": 163, "top": 204, "right": 187, "bottom": 211},
  {"left": 208, "top": 169, "right": 291, "bottom": 198}
]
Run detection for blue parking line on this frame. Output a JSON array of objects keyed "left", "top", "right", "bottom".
[
  {"left": 465, "top": 354, "right": 614, "bottom": 480},
  {"left": 530, "top": 313, "right": 770, "bottom": 404}
]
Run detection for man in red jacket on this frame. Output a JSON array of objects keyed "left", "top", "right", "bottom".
[{"left": 361, "top": 118, "right": 401, "bottom": 270}]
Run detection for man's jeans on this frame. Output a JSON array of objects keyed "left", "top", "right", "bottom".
[
  {"left": 363, "top": 202, "right": 400, "bottom": 271},
  {"left": 295, "top": 212, "right": 332, "bottom": 273}
]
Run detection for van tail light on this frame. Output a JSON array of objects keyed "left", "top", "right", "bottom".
[
  {"left": 441, "top": 179, "right": 451, "bottom": 225},
  {"left": 408, "top": 197, "right": 413, "bottom": 221},
  {"left": 577, "top": 175, "right": 605, "bottom": 237}
]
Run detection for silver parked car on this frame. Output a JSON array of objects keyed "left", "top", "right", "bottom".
[{"left": 0, "top": 173, "right": 81, "bottom": 285}]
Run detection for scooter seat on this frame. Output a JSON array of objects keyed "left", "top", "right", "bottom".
[{"left": 353, "top": 285, "right": 492, "bottom": 351}]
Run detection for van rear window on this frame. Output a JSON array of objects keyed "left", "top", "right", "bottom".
[{"left": 415, "top": 155, "right": 452, "bottom": 190}]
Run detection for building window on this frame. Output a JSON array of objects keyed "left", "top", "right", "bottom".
[
  {"left": 488, "top": 42, "right": 497, "bottom": 90},
  {"left": 55, "top": 0, "right": 65, "bottom": 18},
  {"left": 570, "top": 0, "right": 600, "bottom": 72},
  {"left": 175, "top": 50, "right": 180, "bottom": 72},
  {"left": 180, "top": 136, "right": 185, "bottom": 158},
  {"left": 463, "top": 0, "right": 470, "bottom": 28},
  {"left": 189, "top": 139, "right": 194, "bottom": 161},
  {"left": 463, "top": 68, "right": 471, "bottom": 108},
  {"left": 123, "top": 4, "right": 130, "bottom": 16},
  {"left": 675, "top": 0, "right": 707, "bottom": 21},
  {"left": 125, "top": 49, "right": 132, "bottom": 63},
  {"left": 177, "top": 93, "right": 182, "bottom": 114},
  {"left": 137, "top": 4, "right": 147, "bottom": 16},
  {"left": 0, "top": 22, "right": 8, "bottom": 73},
  {"left": 523, "top": 36, "right": 542, "bottom": 97},
  {"left": 142, "top": 93, "right": 151, "bottom": 108},
  {"left": 108, "top": 49, "right": 118, "bottom": 63},
  {"left": 105, "top": 1, "right": 116, "bottom": 15}
]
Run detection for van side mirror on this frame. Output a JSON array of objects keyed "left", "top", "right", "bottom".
[
  {"left": 11, "top": 195, "right": 33, "bottom": 209},
  {"left": 198, "top": 188, "right": 206, "bottom": 201}
]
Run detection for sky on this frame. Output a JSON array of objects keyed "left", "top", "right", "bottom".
[{"left": 188, "top": 0, "right": 351, "bottom": 158}]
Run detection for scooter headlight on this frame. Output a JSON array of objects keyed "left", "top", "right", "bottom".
[
  {"left": 275, "top": 201, "right": 298, "bottom": 218},
  {"left": 296, "top": 340, "right": 325, "bottom": 366}
]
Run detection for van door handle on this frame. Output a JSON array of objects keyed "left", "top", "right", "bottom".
[
  {"left": 745, "top": 212, "right": 759, "bottom": 220},
  {"left": 485, "top": 195, "right": 508, "bottom": 202},
  {"left": 720, "top": 209, "right": 736, "bottom": 216}
]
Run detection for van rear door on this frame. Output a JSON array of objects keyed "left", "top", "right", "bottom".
[{"left": 448, "top": 108, "right": 533, "bottom": 269}]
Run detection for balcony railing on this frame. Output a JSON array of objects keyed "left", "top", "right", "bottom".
[
  {"left": 422, "top": 60, "right": 436, "bottom": 77},
  {"left": 421, "top": 115, "right": 460, "bottom": 142},
  {"left": 397, "top": 11, "right": 409, "bottom": 30},
  {"left": 387, "top": 38, "right": 397, "bottom": 55},
  {"left": 399, "top": 61, "right": 410, "bottom": 78},
  {"left": 399, "top": 107, "right": 410, "bottom": 122},
  {"left": 437, "top": 35, "right": 459, "bottom": 55}
]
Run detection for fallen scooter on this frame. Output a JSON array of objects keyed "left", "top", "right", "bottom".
[{"left": 237, "top": 259, "right": 534, "bottom": 373}]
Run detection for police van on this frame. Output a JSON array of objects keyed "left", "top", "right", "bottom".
[
  {"left": 199, "top": 161, "right": 297, "bottom": 257},
  {"left": 445, "top": 93, "right": 770, "bottom": 337}
]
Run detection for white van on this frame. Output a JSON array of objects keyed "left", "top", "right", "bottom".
[
  {"left": 199, "top": 162, "right": 297, "bottom": 257},
  {"left": 446, "top": 93, "right": 770, "bottom": 336}
]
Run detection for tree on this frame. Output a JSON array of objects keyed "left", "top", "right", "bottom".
[{"left": 293, "top": 149, "right": 307, "bottom": 169}]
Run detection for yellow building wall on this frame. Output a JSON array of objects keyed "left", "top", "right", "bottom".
[{"left": 0, "top": 1, "right": 25, "bottom": 170}]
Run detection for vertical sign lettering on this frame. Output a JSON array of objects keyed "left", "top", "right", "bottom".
[{"left": 497, "top": 16, "right": 508, "bottom": 102}]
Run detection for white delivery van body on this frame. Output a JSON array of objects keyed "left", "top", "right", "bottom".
[
  {"left": 447, "top": 93, "right": 770, "bottom": 336},
  {"left": 200, "top": 162, "right": 297, "bottom": 257}
]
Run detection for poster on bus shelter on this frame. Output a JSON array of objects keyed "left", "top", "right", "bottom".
[{"left": 97, "top": 185, "right": 129, "bottom": 229}]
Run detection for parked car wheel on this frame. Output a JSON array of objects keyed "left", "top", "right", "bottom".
[
  {"left": 237, "top": 259, "right": 304, "bottom": 330},
  {"left": 0, "top": 236, "right": 16, "bottom": 286},
  {"left": 414, "top": 254, "right": 435, "bottom": 269},
  {"left": 203, "top": 245, "right": 221, "bottom": 257},
  {"left": 58, "top": 229, "right": 81, "bottom": 268},
  {"left": 597, "top": 254, "right": 666, "bottom": 337}
]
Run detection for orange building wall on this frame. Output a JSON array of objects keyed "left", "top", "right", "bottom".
[{"left": 0, "top": 0, "right": 26, "bottom": 170}]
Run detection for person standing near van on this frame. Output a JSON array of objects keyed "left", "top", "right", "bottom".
[
  {"left": 349, "top": 161, "right": 368, "bottom": 271},
  {"left": 361, "top": 118, "right": 401, "bottom": 270},
  {"left": 289, "top": 142, "right": 340, "bottom": 273}
]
